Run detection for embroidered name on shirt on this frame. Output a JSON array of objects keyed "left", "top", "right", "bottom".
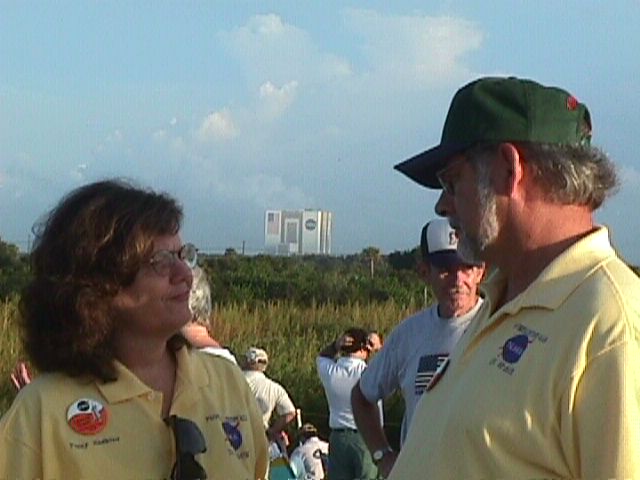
[
  {"left": 514, "top": 323, "right": 549, "bottom": 343},
  {"left": 68, "top": 437, "right": 120, "bottom": 450},
  {"left": 93, "top": 436, "right": 120, "bottom": 446}
]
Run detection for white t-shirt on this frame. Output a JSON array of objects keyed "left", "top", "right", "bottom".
[
  {"left": 290, "top": 436, "right": 329, "bottom": 480},
  {"left": 359, "top": 299, "right": 482, "bottom": 444},
  {"left": 244, "top": 370, "right": 296, "bottom": 429},
  {"left": 316, "top": 356, "right": 382, "bottom": 430},
  {"left": 200, "top": 346, "right": 238, "bottom": 365}
]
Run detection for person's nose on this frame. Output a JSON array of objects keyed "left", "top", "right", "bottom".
[
  {"left": 454, "top": 268, "right": 467, "bottom": 285},
  {"left": 170, "top": 258, "right": 194, "bottom": 287},
  {"left": 434, "top": 190, "right": 454, "bottom": 217}
]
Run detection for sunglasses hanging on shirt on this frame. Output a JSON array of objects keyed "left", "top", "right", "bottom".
[{"left": 165, "top": 415, "right": 208, "bottom": 480}]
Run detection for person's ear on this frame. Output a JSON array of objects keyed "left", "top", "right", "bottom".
[
  {"left": 497, "top": 142, "right": 526, "bottom": 197},
  {"left": 474, "top": 263, "right": 487, "bottom": 282},
  {"left": 417, "top": 261, "right": 430, "bottom": 281}
]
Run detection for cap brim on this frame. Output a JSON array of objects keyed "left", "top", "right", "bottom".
[
  {"left": 394, "top": 143, "right": 470, "bottom": 189},
  {"left": 428, "top": 251, "right": 480, "bottom": 269}
]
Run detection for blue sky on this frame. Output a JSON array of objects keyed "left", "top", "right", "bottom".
[{"left": 2, "top": 1, "right": 640, "bottom": 262}]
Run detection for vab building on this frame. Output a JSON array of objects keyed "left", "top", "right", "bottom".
[{"left": 264, "top": 209, "right": 332, "bottom": 255}]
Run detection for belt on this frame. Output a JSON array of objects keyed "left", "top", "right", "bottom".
[{"left": 331, "top": 428, "right": 358, "bottom": 433}]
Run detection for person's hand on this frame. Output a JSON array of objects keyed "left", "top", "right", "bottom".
[
  {"left": 267, "top": 428, "right": 289, "bottom": 446},
  {"left": 10, "top": 361, "right": 32, "bottom": 392},
  {"left": 377, "top": 450, "right": 398, "bottom": 479}
]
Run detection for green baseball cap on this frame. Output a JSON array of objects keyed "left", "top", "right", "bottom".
[{"left": 394, "top": 76, "right": 592, "bottom": 188}]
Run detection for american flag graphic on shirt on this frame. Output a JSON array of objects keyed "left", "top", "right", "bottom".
[{"left": 415, "top": 354, "right": 449, "bottom": 395}]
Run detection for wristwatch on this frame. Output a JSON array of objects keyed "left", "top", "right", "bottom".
[{"left": 372, "top": 446, "right": 394, "bottom": 464}]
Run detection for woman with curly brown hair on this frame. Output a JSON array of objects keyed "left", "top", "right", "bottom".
[{"left": 0, "top": 179, "right": 268, "bottom": 480}]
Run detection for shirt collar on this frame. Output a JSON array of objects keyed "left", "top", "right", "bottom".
[
  {"left": 337, "top": 356, "right": 366, "bottom": 366},
  {"left": 96, "top": 346, "right": 208, "bottom": 404},
  {"left": 95, "top": 360, "right": 152, "bottom": 404},
  {"left": 482, "top": 226, "right": 616, "bottom": 316}
]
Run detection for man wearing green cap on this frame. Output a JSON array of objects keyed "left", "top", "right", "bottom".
[{"left": 388, "top": 77, "right": 640, "bottom": 479}]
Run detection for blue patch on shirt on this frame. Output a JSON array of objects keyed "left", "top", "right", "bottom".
[
  {"left": 222, "top": 419, "right": 243, "bottom": 450},
  {"left": 501, "top": 334, "right": 530, "bottom": 364}
]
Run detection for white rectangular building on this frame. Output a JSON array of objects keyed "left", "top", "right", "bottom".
[{"left": 264, "top": 209, "right": 332, "bottom": 255}]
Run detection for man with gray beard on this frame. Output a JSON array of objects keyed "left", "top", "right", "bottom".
[{"left": 388, "top": 76, "right": 640, "bottom": 479}]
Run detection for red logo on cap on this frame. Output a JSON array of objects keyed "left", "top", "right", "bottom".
[
  {"left": 67, "top": 398, "right": 109, "bottom": 435},
  {"left": 566, "top": 96, "right": 578, "bottom": 111}
]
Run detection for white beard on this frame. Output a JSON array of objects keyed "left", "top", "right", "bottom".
[{"left": 457, "top": 168, "right": 499, "bottom": 263}]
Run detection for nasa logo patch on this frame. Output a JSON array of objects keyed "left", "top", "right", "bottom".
[
  {"left": 222, "top": 419, "right": 243, "bottom": 451},
  {"left": 66, "top": 398, "right": 109, "bottom": 435},
  {"left": 490, "top": 324, "right": 548, "bottom": 375},
  {"left": 501, "top": 334, "right": 530, "bottom": 364}
]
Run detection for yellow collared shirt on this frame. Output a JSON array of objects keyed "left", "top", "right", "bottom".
[
  {"left": 389, "top": 227, "right": 640, "bottom": 479},
  {"left": 0, "top": 346, "right": 269, "bottom": 480}
]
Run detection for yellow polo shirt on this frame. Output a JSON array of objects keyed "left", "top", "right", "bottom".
[
  {"left": 0, "top": 346, "right": 269, "bottom": 479},
  {"left": 389, "top": 227, "right": 640, "bottom": 479}
]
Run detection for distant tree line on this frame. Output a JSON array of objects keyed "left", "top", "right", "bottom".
[
  {"left": 0, "top": 238, "right": 30, "bottom": 300},
  {"left": 2, "top": 236, "right": 639, "bottom": 306},
  {"left": 200, "top": 247, "right": 430, "bottom": 307},
  {"left": 0, "top": 236, "right": 429, "bottom": 306}
]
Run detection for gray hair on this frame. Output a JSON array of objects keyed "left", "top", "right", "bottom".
[
  {"left": 470, "top": 142, "right": 618, "bottom": 211},
  {"left": 189, "top": 266, "right": 212, "bottom": 325}
]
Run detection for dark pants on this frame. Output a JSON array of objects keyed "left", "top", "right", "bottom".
[{"left": 328, "top": 429, "right": 378, "bottom": 480}]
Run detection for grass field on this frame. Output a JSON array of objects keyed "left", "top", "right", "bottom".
[{"left": 0, "top": 297, "right": 426, "bottom": 447}]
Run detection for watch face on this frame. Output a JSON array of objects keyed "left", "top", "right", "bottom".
[{"left": 373, "top": 447, "right": 392, "bottom": 464}]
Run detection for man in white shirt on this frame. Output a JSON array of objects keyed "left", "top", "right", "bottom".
[
  {"left": 243, "top": 347, "right": 297, "bottom": 445},
  {"left": 290, "top": 423, "right": 329, "bottom": 480},
  {"left": 316, "top": 328, "right": 381, "bottom": 480},
  {"left": 351, "top": 219, "right": 485, "bottom": 477}
]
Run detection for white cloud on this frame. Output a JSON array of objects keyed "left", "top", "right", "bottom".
[
  {"left": 196, "top": 108, "right": 239, "bottom": 142},
  {"left": 344, "top": 8, "right": 483, "bottom": 86},
  {"left": 220, "top": 14, "right": 352, "bottom": 87},
  {"left": 258, "top": 80, "right": 299, "bottom": 118},
  {"left": 94, "top": 128, "right": 126, "bottom": 155},
  {"left": 69, "top": 163, "right": 88, "bottom": 182},
  {"left": 215, "top": 172, "right": 313, "bottom": 209},
  {"left": 246, "top": 13, "right": 286, "bottom": 35}
]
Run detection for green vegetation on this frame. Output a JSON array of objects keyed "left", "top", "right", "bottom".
[
  {"left": 200, "top": 248, "right": 427, "bottom": 306},
  {"left": 0, "top": 296, "right": 417, "bottom": 447},
  {"left": 1, "top": 235, "right": 638, "bottom": 448},
  {"left": 0, "top": 239, "right": 429, "bottom": 447},
  {"left": 0, "top": 238, "right": 30, "bottom": 301}
]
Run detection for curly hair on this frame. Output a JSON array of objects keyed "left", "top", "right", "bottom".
[{"left": 20, "top": 179, "right": 184, "bottom": 382}]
